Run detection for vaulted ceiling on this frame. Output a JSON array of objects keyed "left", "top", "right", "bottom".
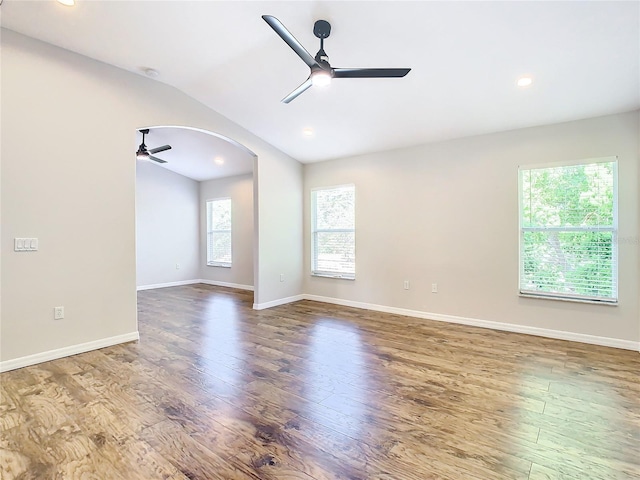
[{"left": 3, "top": 1, "right": 639, "bottom": 167}]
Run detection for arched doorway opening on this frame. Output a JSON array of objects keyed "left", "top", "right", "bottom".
[{"left": 134, "top": 125, "right": 258, "bottom": 303}]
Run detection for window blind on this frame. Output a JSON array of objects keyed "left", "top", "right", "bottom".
[
  {"left": 206, "top": 198, "right": 232, "bottom": 267},
  {"left": 519, "top": 159, "right": 617, "bottom": 303},
  {"left": 312, "top": 185, "right": 355, "bottom": 278}
]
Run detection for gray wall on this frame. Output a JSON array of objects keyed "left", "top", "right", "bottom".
[
  {"left": 2, "top": 27, "right": 636, "bottom": 370},
  {"left": 253, "top": 147, "right": 304, "bottom": 307},
  {"left": 136, "top": 162, "right": 200, "bottom": 287},
  {"left": 200, "top": 174, "right": 254, "bottom": 289},
  {"left": 1, "top": 30, "right": 303, "bottom": 366},
  {"left": 304, "top": 111, "right": 639, "bottom": 344}
]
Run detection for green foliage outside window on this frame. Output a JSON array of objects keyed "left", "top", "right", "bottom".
[
  {"left": 207, "top": 198, "right": 232, "bottom": 266},
  {"left": 312, "top": 185, "right": 355, "bottom": 277},
  {"left": 520, "top": 161, "right": 616, "bottom": 301}
]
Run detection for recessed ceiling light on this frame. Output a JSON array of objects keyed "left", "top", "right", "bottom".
[
  {"left": 517, "top": 76, "right": 533, "bottom": 87},
  {"left": 214, "top": 157, "right": 224, "bottom": 165},
  {"left": 57, "top": 0, "right": 75, "bottom": 6},
  {"left": 302, "top": 128, "right": 314, "bottom": 137}
]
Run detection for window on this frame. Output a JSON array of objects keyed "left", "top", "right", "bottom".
[
  {"left": 311, "top": 185, "right": 355, "bottom": 279},
  {"left": 519, "top": 158, "right": 617, "bottom": 303},
  {"left": 206, "top": 198, "right": 232, "bottom": 267}
]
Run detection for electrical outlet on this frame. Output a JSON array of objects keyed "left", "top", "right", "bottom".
[
  {"left": 431, "top": 283, "right": 438, "bottom": 293},
  {"left": 403, "top": 280, "right": 410, "bottom": 290},
  {"left": 176, "top": 263, "right": 180, "bottom": 270},
  {"left": 280, "top": 274, "right": 285, "bottom": 282},
  {"left": 54, "top": 306, "right": 64, "bottom": 320}
]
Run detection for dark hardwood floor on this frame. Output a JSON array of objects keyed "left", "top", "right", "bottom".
[{"left": 1, "top": 284, "right": 639, "bottom": 479}]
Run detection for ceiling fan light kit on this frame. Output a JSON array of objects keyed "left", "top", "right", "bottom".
[
  {"left": 311, "top": 69, "right": 332, "bottom": 87},
  {"left": 136, "top": 129, "right": 172, "bottom": 164},
  {"left": 262, "top": 15, "right": 411, "bottom": 103}
]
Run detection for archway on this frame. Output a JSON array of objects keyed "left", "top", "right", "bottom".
[{"left": 134, "top": 125, "right": 258, "bottom": 303}]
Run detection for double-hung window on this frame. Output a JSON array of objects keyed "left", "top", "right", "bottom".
[
  {"left": 518, "top": 157, "right": 617, "bottom": 303},
  {"left": 311, "top": 185, "right": 355, "bottom": 279},
  {"left": 206, "top": 198, "right": 232, "bottom": 267}
]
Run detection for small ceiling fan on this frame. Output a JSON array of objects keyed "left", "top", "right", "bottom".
[
  {"left": 262, "top": 15, "right": 411, "bottom": 103},
  {"left": 136, "top": 129, "right": 172, "bottom": 163}
]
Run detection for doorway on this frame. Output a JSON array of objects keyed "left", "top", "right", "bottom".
[{"left": 134, "top": 125, "right": 258, "bottom": 300}]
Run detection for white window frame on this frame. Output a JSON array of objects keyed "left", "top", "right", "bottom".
[
  {"left": 518, "top": 157, "right": 618, "bottom": 304},
  {"left": 206, "top": 197, "right": 232, "bottom": 268},
  {"left": 311, "top": 184, "right": 356, "bottom": 279}
]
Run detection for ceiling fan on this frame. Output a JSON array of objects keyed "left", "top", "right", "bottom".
[
  {"left": 136, "top": 129, "right": 172, "bottom": 163},
  {"left": 262, "top": 15, "right": 411, "bottom": 103}
]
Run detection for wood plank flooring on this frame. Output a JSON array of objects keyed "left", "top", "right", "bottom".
[{"left": 1, "top": 284, "right": 639, "bottom": 479}]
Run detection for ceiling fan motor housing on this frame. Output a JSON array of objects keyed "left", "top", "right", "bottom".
[{"left": 313, "top": 20, "right": 331, "bottom": 39}]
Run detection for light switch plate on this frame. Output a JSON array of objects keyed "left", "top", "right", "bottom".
[{"left": 14, "top": 238, "right": 38, "bottom": 251}]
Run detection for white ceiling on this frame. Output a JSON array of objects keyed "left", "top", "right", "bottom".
[
  {"left": 3, "top": 1, "right": 639, "bottom": 168},
  {"left": 137, "top": 127, "right": 254, "bottom": 181}
]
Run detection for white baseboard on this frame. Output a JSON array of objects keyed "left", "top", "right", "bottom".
[
  {"left": 137, "top": 279, "right": 201, "bottom": 291},
  {"left": 0, "top": 332, "right": 140, "bottom": 373},
  {"left": 199, "top": 279, "right": 254, "bottom": 291},
  {"left": 302, "top": 294, "right": 640, "bottom": 351},
  {"left": 137, "top": 284, "right": 640, "bottom": 350},
  {"left": 253, "top": 294, "right": 305, "bottom": 310}
]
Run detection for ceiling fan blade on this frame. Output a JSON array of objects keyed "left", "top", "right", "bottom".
[
  {"left": 262, "top": 15, "right": 318, "bottom": 69},
  {"left": 149, "top": 145, "right": 171, "bottom": 154},
  {"left": 333, "top": 68, "right": 411, "bottom": 78},
  {"left": 282, "top": 78, "right": 313, "bottom": 104},
  {"left": 149, "top": 155, "right": 167, "bottom": 164}
]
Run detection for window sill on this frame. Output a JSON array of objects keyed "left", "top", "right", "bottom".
[
  {"left": 519, "top": 293, "right": 618, "bottom": 306},
  {"left": 311, "top": 273, "right": 355, "bottom": 280},
  {"left": 207, "top": 263, "right": 231, "bottom": 268}
]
